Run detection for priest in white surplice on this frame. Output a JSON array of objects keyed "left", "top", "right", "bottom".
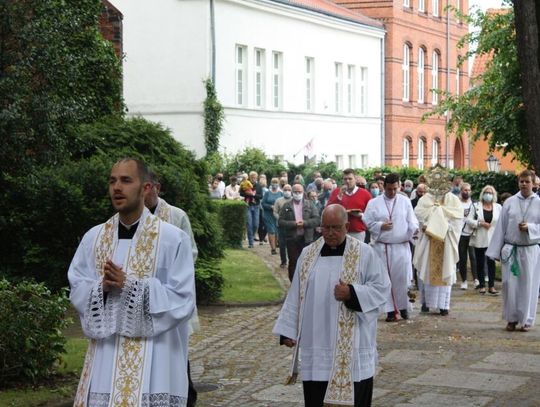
[
  {"left": 363, "top": 173, "right": 418, "bottom": 322},
  {"left": 486, "top": 170, "right": 540, "bottom": 332},
  {"left": 273, "top": 204, "right": 390, "bottom": 406},
  {"left": 68, "top": 158, "right": 195, "bottom": 407},
  {"left": 412, "top": 166, "right": 462, "bottom": 316}
]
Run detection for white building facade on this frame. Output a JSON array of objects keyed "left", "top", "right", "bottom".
[{"left": 110, "top": 0, "right": 385, "bottom": 167}]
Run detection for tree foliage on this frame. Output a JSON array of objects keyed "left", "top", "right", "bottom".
[
  {"left": 0, "top": 0, "right": 123, "bottom": 175},
  {"left": 203, "top": 79, "right": 224, "bottom": 156},
  {"left": 424, "top": 5, "right": 532, "bottom": 167}
]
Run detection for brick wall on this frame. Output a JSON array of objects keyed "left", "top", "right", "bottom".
[{"left": 99, "top": 0, "right": 123, "bottom": 59}]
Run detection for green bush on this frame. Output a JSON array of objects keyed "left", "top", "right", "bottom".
[
  {"left": 210, "top": 200, "right": 247, "bottom": 248},
  {"left": 221, "top": 147, "right": 287, "bottom": 180},
  {"left": 0, "top": 279, "right": 71, "bottom": 385},
  {"left": 0, "top": 117, "right": 224, "bottom": 303},
  {"left": 194, "top": 258, "right": 224, "bottom": 304}
]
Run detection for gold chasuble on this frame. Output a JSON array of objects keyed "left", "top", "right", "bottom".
[
  {"left": 74, "top": 213, "right": 161, "bottom": 407},
  {"left": 286, "top": 236, "right": 362, "bottom": 406}
]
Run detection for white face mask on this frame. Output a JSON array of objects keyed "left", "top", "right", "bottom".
[
  {"left": 483, "top": 193, "right": 493, "bottom": 203},
  {"left": 283, "top": 191, "right": 292, "bottom": 199},
  {"left": 293, "top": 192, "right": 303, "bottom": 201}
]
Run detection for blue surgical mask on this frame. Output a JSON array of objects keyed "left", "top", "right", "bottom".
[
  {"left": 483, "top": 193, "right": 493, "bottom": 203},
  {"left": 271, "top": 184, "right": 279, "bottom": 190},
  {"left": 404, "top": 187, "right": 413, "bottom": 193},
  {"left": 370, "top": 188, "right": 380, "bottom": 197}
]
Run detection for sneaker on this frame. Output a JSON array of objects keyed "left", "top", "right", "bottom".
[
  {"left": 280, "top": 263, "right": 287, "bottom": 269},
  {"left": 474, "top": 279, "right": 480, "bottom": 289},
  {"left": 248, "top": 244, "right": 254, "bottom": 248},
  {"left": 271, "top": 249, "right": 277, "bottom": 255},
  {"left": 421, "top": 304, "right": 429, "bottom": 313},
  {"left": 460, "top": 281, "right": 468, "bottom": 290}
]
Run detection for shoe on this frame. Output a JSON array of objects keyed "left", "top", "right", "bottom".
[
  {"left": 254, "top": 238, "right": 259, "bottom": 242},
  {"left": 259, "top": 241, "right": 264, "bottom": 245},
  {"left": 385, "top": 312, "right": 397, "bottom": 322},
  {"left": 506, "top": 322, "right": 517, "bottom": 331},
  {"left": 488, "top": 288, "right": 499, "bottom": 295},
  {"left": 421, "top": 304, "right": 429, "bottom": 313},
  {"left": 520, "top": 324, "right": 531, "bottom": 332},
  {"left": 400, "top": 309, "right": 409, "bottom": 320},
  {"left": 439, "top": 309, "right": 449, "bottom": 316},
  {"left": 248, "top": 245, "right": 254, "bottom": 248},
  {"left": 474, "top": 279, "right": 480, "bottom": 289},
  {"left": 460, "top": 281, "right": 468, "bottom": 290},
  {"left": 280, "top": 263, "right": 287, "bottom": 269},
  {"left": 271, "top": 249, "right": 277, "bottom": 255},
  {"left": 479, "top": 288, "right": 486, "bottom": 294}
]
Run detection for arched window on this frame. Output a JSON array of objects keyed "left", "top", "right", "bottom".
[
  {"left": 418, "top": 48, "right": 425, "bottom": 103},
  {"left": 417, "top": 138, "right": 425, "bottom": 169},
  {"left": 402, "top": 44, "right": 410, "bottom": 102},
  {"left": 431, "top": 51, "right": 439, "bottom": 105},
  {"left": 431, "top": 138, "right": 439, "bottom": 165},
  {"left": 402, "top": 138, "right": 410, "bottom": 167}
]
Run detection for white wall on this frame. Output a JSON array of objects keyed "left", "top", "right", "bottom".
[
  {"left": 214, "top": 0, "right": 384, "bottom": 165},
  {"left": 109, "top": 0, "right": 211, "bottom": 156}
]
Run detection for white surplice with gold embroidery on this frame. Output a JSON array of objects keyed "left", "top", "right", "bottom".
[
  {"left": 273, "top": 236, "right": 390, "bottom": 406},
  {"left": 68, "top": 208, "right": 195, "bottom": 407}
]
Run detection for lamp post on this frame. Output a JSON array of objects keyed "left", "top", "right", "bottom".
[{"left": 486, "top": 154, "right": 500, "bottom": 172}]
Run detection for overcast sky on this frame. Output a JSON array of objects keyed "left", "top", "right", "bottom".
[{"left": 468, "top": 0, "right": 508, "bottom": 12}]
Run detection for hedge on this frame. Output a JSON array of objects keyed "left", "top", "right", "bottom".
[
  {"left": 209, "top": 200, "right": 247, "bottom": 248},
  {"left": 0, "top": 279, "right": 71, "bottom": 384}
]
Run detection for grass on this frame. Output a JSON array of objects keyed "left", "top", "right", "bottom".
[
  {"left": 219, "top": 248, "right": 283, "bottom": 303},
  {"left": 0, "top": 337, "right": 87, "bottom": 407}
]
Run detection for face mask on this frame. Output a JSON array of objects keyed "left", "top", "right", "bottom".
[
  {"left": 461, "top": 192, "right": 469, "bottom": 200},
  {"left": 283, "top": 191, "right": 292, "bottom": 199},
  {"left": 293, "top": 192, "right": 303, "bottom": 201},
  {"left": 370, "top": 188, "right": 380, "bottom": 197},
  {"left": 271, "top": 184, "right": 279, "bottom": 190},
  {"left": 451, "top": 186, "right": 460, "bottom": 194},
  {"left": 483, "top": 193, "right": 493, "bottom": 203},
  {"left": 404, "top": 187, "right": 412, "bottom": 193},
  {"left": 533, "top": 187, "right": 538, "bottom": 193}
]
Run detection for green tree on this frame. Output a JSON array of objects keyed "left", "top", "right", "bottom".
[
  {"left": 203, "top": 79, "right": 224, "bottom": 156},
  {"left": 0, "top": 0, "right": 123, "bottom": 175},
  {"left": 424, "top": 6, "right": 537, "bottom": 169}
]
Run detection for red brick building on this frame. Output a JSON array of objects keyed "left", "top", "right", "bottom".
[
  {"left": 99, "top": 0, "right": 123, "bottom": 59},
  {"left": 336, "top": 0, "right": 470, "bottom": 169}
]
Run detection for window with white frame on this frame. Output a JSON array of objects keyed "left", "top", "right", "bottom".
[
  {"left": 272, "top": 51, "right": 282, "bottom": 109},
  {"left": 402, "top": 138, "right": 410, "bottom": 167},
  {"left": 359, "top": 67, "right": 367, "bottom": 115},
  {"left": 348, "top": 154, "right": 357, "bottom": 168},
  {"left": 402, "top": 44, "right": 410, "bottom": 102},
  {"left": 335, "top": 155, "right": 344, "bottom": 169},
  {"left": 254, "top": 48, "right": 265, "bottom": 108},
  {"left": 432, "top": 0, "right": 439, "bottom": 17},
  {"left": 419, "top": 0, "right": 425, "bottom": 12},
  {"left": 305, "top": 57, "right": 314, "bottom": 111},
  {"left": 456, "top": 65, "right": 460, "bottom": 96},
  {"left": 360, "top": 154, "right": 369, "bottom": 168},
  {"left": 417, "top": 138, "right": 425, "bottom": 169},
  {"left": 403, "top": 0, "right": 410, "bottom": 8},
  {"left": 456, "top": 0, "right": 461, "bottom": 22},
  {"left": 347, "top": 65, "right": 355, "bottom": 114},
  {"left": 431, "top": 51, "right": 439, "bottom": 105},
  {"left": 235, "top": 45, "right": 247, "bottom": 106},
  {"left": 417, "top": 48, "right": 425, "bottom": 104},
  {"left": 431, "top": 139, "right": 439, "bottom": 165},
  {"left": 335, "top": 62, "right": 343, "bottom": 113}
]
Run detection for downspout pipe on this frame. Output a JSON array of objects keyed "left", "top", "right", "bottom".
[
  {"left": 210, "top": 0, "right": 216, "bottom": 84},
  {"left": 380, "top": 36, "right": 385, "bottom": 166},
  {"left": 445, "top": 0, "right": 450, "bottom": 167}
]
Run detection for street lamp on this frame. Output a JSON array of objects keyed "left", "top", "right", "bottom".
[{"left": 486, "top": 154, "right": 500, "bottom": 172}]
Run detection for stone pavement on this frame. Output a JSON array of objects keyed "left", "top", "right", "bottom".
[{"left": 190, "top": 243, "right": 540, "bottom": 407}]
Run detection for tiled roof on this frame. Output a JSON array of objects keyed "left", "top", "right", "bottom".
[{"left": 272, "top": 0, "right": 384, "bottom": 29}]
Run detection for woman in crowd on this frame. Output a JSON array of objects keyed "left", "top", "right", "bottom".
[
  {"left": 471, "top": 185, "right": 502, "bottom": 295},
  {"left": 208, "top": 178, "right": 223, "bottom": 199},
  {"left": 369, "top": 181, "right": 380, "bottom": 198},
  {"left": 262, "top": 178, "right": 283, "bottom": 255},
  {"left": 257, "top": 174, "right": 268, "bottom": 244}
]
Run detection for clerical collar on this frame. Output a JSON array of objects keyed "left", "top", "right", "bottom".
[
  {"left": 118, "top": 220, "right": 139, "bottom": 239},
  {"left": 321, "top": 239, "right": 346, "bottom": 256}
]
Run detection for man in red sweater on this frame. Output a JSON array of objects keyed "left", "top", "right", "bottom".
[{"left": 327, "top": 168, "right": 372, "bottom": 241}]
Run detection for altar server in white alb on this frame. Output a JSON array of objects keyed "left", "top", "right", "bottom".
[
  {"left": 363, "top": 173, "right": 418, "bottom": 322},
  {"left": 487, "top": 169, "right": 540, "bottom": 332},
  {"left": 68, "top": 158, "right": 195, "bottom": 407},
  {"left": 273, "top": 204, "right": 390, "bottom": 407}
]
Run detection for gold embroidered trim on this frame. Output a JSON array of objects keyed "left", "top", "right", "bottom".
[
  {"left": 156, "top": 199, "right": 171, "bottom": 223},
  {"left": 324, "top": 237, "right": 361, "bottom": 406},
  {"left": 73, "top": 339, "right": 97, "bottom": 407},
  {"left": 110, "top": 214, "right": 160, "bottom": 407}
]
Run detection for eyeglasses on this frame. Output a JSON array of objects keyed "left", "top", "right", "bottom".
[{"left": 321, "top": 225, "right": 345, "bottom": 232}]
